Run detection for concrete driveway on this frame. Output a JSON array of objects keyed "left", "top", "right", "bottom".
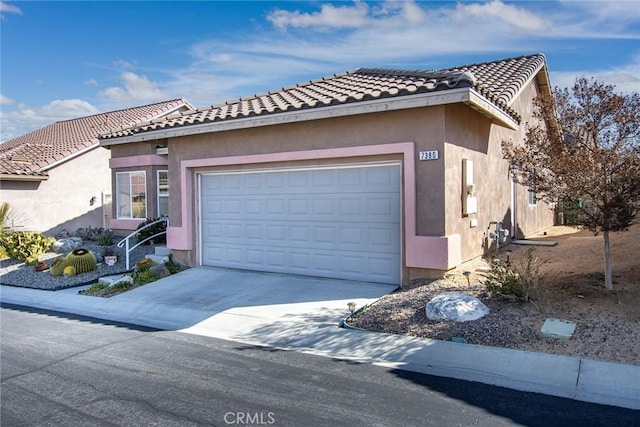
[
  {"left": 0, "top": 266, "right": 397, "bottom": 347},
  {"left": 136, "top": 267, "right": 398, "bottom": 345}
]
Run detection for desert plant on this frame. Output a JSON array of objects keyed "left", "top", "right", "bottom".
[
  {"left": 102, "top": 246, "right": 117, "bottom": 257},
  {"left": 0, "top": 202, "right": 26, "bottom": 235},
  {"left": 0, "top": 231, "right": 55, "bottom": 262},
  {"left": 98, "top": 229, "right": 115, "bottom": 246},
  {"left": 135, "top": 217, "right": 167, "bottom": 245},
  {"left": 76, "top": 226, "right": 104, "bottom": 241},
  {"left": 164, "top": 254, "right": 181, "bottom": 274},
  {"left": 82, "top": 283, "right": 110, "bottom": 294},
  {"left": 65, "top": 248, "right": 97, "bottom": 274},
  {"left": 50, "top": 258, "right": 66, "bottom": 277},
  {"left": 131, "top": 269, "right": 159, "bottom": 285},
  {"left": 484, "top": 248, "right": 543, "bottom": 303},
  {"left": 0, "top": 202, "right": 10, "bottom": 236},
  {"left": 63, "top": 265, "right": 77, "bottom": 277},
  {"left": 135, "top": 258, "right": 157, "bottom": 272}
]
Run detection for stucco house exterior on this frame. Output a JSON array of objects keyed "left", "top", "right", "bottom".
[
  {"left": 100, "top": 54, "right": 556, "bottom": 286},
  {"left": 0, "top": 99, "right": 193, "bottom": 236}
]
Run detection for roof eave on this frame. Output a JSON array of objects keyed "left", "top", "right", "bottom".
[
  {"left": 36, "top": 141, "right": 101, "bottom": 173},
  {"left": 100, "top": 88, "right": 518, "bottom": 145},
  {"left": 466, "top": 90, "right": 519, "bottom": 130},
  {"left": 0, "top": 173, "right": 49, "bottom": 182}
]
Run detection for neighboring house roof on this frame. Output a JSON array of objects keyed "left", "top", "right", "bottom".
[
  {"left": 101, "top": 54, "right": 549, "bottom": 144},
  {"left": 0, "top": 98, "right": 193, "bottom": 180}
]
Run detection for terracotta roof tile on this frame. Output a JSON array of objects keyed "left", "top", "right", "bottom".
[
  {"left": 101, "top": 54, "right": 546, "bottom": 140},
  {"left": 0, "top": 98, "right": 193, "bottom": 177}
]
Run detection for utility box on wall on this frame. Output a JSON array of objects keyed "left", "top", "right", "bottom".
[{"left": 462, "top": 159, "right": 477, "bottom": 216}]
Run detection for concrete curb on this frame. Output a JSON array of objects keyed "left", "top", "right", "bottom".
[{"left": 2, "top": 283, "right": 639, "bottom": 411}]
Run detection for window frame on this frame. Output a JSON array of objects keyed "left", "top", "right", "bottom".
[
  {"left": 116, "top": 171, "right": 147, "bottom": 219},
  {"left": 157, "top": 170, "right": 169, "bottom": 218}
]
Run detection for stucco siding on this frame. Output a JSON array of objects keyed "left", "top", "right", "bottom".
[
  {"left": 166, "top": 108, "right": 447, "bottom": 232},
  {"left": 441, "top": 78, "right": 555, "bottom": 264},
  {"left": 0, "top": 146, "right": 112, "bottom": 235}
]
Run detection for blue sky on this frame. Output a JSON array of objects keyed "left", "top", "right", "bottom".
[{"left": 1, "top": 0, "right": 639, "bottom": 142}]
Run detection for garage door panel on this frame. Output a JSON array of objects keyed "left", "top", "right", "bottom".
[
  {"left": 203, "top": 242, "right": 400, "bottom": 282},
  {"left": 201, "top": 165, "right": 400, "bottom": 284},
  {"left": 205, "top": 220, "right": 398, "bottom": 252}
]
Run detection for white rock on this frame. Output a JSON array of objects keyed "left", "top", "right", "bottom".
[
  {"left": 425, "top": 292, "right": 490, "bottom": 322},
  {"left": 51, "top": 237, "right": 82, "bottom": 254}
]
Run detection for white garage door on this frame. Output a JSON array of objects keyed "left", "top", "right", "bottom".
[{"left": 199, "top": 164, "right": 401, "bottom": 284}]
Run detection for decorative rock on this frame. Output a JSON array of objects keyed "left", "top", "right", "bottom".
[
  {"left": 426, "top": 292, "right": 490, "bottom": 322},
  {"left": 57, "top": 229, "right": 72, "bottom": 238},
  {"left": 51, "top": 237, "right": 82, "bottom": 254},
  {"left": 149, "top": 264, "right": 171, "bottom": 279}
]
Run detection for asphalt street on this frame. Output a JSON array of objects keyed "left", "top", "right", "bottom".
[{"left": 1, "top": 304, "right": 638, "bottom": 426}]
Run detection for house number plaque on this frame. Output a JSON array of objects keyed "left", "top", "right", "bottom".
[{"left": 419, "top": 150, "right": 439, "bottom": 160}]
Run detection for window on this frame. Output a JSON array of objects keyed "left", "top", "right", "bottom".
[
  {"left": 116, "top": 171, "right": 147, "bottom": 219},
  {"left": 528, "top": 188, "right": 537, "bottom": 206},
  {"left": 528, "top": 168, "right": 537, "bottom": 206},
  {"left": 157, "top": 170, "right": 169, "bottom": 217}
]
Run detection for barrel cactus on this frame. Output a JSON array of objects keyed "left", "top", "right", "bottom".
[
  {"left": 50, "top": 258, "right": 66, "bottom": 277},
  {"left": 65, "top": 248, "right": 96, "bottom": 274},
  {"left": 63, "top": 265, "right": 76, "bottom": 277}
]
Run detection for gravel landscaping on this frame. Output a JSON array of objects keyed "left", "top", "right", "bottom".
[
  {"left": 0, "top": 242, "right": 155, "bottom": 290},
  {"left": 349, "top": 224, "right": 640, "bottom": 367}
]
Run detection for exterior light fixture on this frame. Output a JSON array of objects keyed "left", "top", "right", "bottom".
[{"left": 347, "top": 302, "right": 356, "bottom": 316}]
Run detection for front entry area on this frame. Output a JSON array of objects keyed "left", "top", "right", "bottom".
[{"left": 199, "top": 164, "right": 401, "bottom": 284}]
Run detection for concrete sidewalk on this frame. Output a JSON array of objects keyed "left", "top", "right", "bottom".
[{"left": 1, "top": 267, "right": 639, "bottom": 411}]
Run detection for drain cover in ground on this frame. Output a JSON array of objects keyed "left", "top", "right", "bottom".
[{"left": 541, "top": 318, "right": 576, "bottom": 339}]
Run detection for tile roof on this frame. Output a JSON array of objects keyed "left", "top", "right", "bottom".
[
  {"left": 0, "top": 99, "right": 193, "bottom": 177},
  {"left": 102, "top": 54, "right": 547, "bottom": 140}
]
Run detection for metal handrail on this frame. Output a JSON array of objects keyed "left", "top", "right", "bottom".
[{"left": 116, "top": 217, "right": 168, "bottom": 270}]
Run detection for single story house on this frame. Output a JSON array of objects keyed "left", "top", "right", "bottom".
[
  {"left": 0, "top": 99, "right": 193, "bottom": 235},
  {"left": 100, "top": 54, "right": 556, "bottom": 286}
]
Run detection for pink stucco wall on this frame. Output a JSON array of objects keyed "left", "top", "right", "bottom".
[{"left": 108, "top": 80, "right": 555, "bottom": 284}]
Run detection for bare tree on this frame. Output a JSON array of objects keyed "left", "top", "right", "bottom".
[{"left": 502, "top": 77, "right": 640, "bottom": 290}]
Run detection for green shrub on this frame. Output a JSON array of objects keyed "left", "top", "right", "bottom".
[
  {"left": 84, "top": 283, "right": 110, "bottom": 294},
  {"left": 111, "top": 279, "right": 135, "bottom": 292},
  {"left": 131, "top": 269, "right": 159, "bottom": 285},
  {"left": 0, "top": 231, "right": 55, "bottom": 262},
  {"left": 164, "top": 254, "right": 181, "bottom": 274},
  {"left": 135, "top": 218, "right": 166, "bottom": 245},
  {"left": 484, "top": 248, "right": 543, "bottom": 303},
  {"left": 98, "top": 229, "right": 115, "bottom": 246},
  {"left": 136, "top": 258, "right": 157, "bottom": 272}
]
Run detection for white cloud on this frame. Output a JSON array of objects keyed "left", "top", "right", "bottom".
[
  {"left": 99, "top": 72, "right": 167, "bottom": 103},
  {"left": 564, "top": 0, "right": 640, "bottom": 23},
  {"left": 452, "top": 0, "right": 551, "bottom": 32},
  {"left": 0, "top": 99, "right": 100, "bottom": 142},
  {"left": 114, "top": 59, "right": 136, "bottom": 69},
  {"left": 550, "top": 54, "right": 640, "bottom": 94},
  {"left": 268, "top": 1, "right": 370, "bottom": 30},
  {"left": 1, "top": 94, "right": 14, "bottom": 105},
  {"left": 84, "top": 79, "right": 98, "bottom": 86},
  {"left": 0, "top": 1, "right": 21, "bottom": 21}
]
